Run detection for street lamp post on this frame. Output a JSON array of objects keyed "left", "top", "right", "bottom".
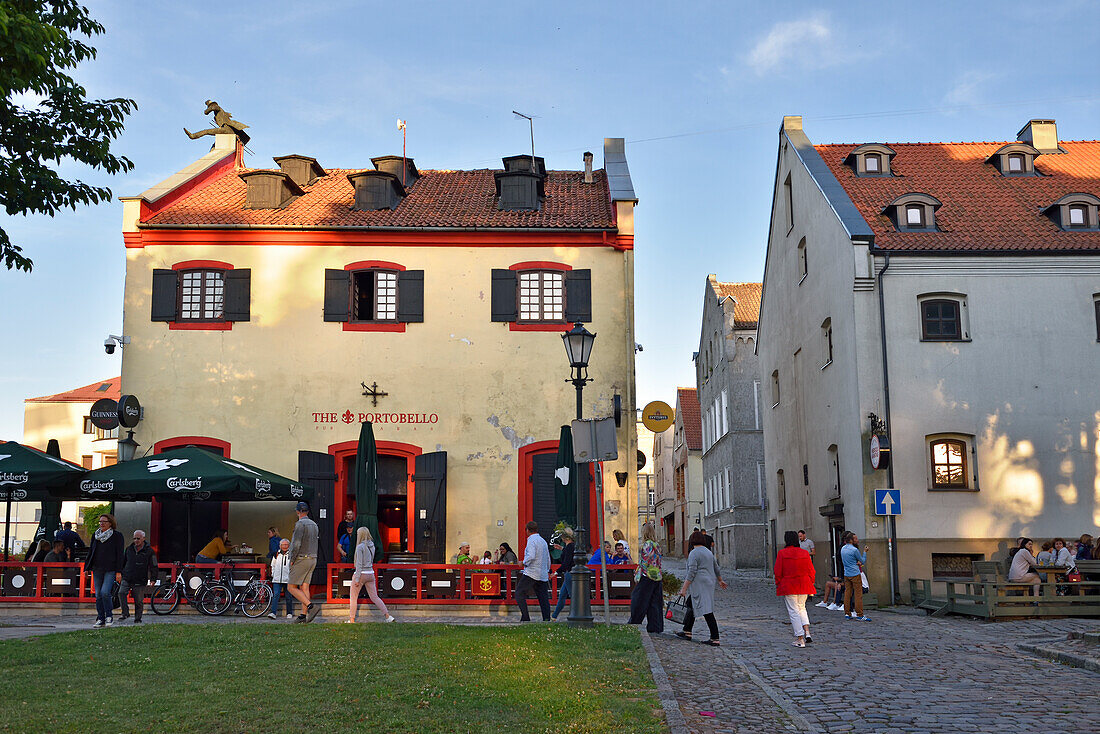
[
  {"left": 561, "top": 321, "right": 595, "bottom": 627},
  {"left": 117, "top": 430, "right": 140, "bottom": 462}
]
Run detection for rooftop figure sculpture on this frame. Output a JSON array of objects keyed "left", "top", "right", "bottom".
[{"left": 184, "top": 100, "right": 250, "bottom": 145}]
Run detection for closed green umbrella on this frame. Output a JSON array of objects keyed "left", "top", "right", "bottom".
[
  {"left": 352, "top": 422, "right": 381, "bottom": 560},
  {"left": 0, "top": 441, "right": 84, "bottom": 561},
  {"left": 553, "top": 425, "right": 578, "bottom": 529},
  {"left": 24, "top": 440, "right": 65, "bottom": 560}
]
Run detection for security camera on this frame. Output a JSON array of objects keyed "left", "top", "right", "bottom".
[
  {"left": 635, "top": 342, "right": 644, "bottom": 353},
  {"left": 104, "top": 334, "right": 130, "bottom": 355}
]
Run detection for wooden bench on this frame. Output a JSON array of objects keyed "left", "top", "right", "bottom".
[
  {"left": 972, "top": 560, "right": 1034, "bottom": 597},
  {"left": 1074, "top": 560, "right": 1100, "bottom": 576}
]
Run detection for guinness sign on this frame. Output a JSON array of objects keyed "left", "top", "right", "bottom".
[{"left": 89, "top": 398, "right": 120, "bottom": 430}]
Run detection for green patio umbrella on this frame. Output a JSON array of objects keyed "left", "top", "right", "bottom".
[
  {"left": 72, "top": 447, "right": 313, "bottom": 559},
  {"left": 352, "top": 422, "right": 381, "bottom": 560},
  {"left": 24, "top": 439, "right": 65, "bottom": 560},
  {"left": 0, "top": 441, "right": 85, "bottom": 560},
  {"left": 553, "top": 425, "right": 578, "bottom": 530}
]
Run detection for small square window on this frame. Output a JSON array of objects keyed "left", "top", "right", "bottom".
[
  {"left": 906, "top": 205, "right": 924, "bottom": 226},
  {"left": 1007, "top": 154, "right": 1024, "bottom": 172},
  {"left": 865, "top": 154, "right": 880, "bottom": 172},
  {"left": 1068, "top": 205, "right": 1087, "bottom": 227},
  {"left": 921, "top": 299, "right": 962, "bottom": 341}
]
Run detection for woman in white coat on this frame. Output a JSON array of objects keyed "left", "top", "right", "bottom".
[{"left": 347, "top": 527, "right": 395, "bottom": 623}]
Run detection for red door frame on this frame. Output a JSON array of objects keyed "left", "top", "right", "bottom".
[
  {"left": 516, "top": 441, "right": 598, "bottom": 556},
  {"left": 149, "top": 436, "right": 232, "bottom": 556},
  {"left": 328, "top": 439, "right": 422, "bottom": 556}
]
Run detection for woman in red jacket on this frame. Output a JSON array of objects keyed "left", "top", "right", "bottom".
[{"left": 774, "top": 530, "right": 816, "bottom": 647}]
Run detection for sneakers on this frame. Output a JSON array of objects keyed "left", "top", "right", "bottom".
[
  {"left": 92, "top": 619, "right": 105, "bottom": 628},
  {"left": 814, "top": 601, "right": 829, "bottom": 608},
  {"left": 845, "top": 614, "right": 853, "bottom": 620},
  {"left": 133, "top": 619, "right": 143, "bottom": 624},
  {"left": 344, "top": 619, "right": 356, "bottom": 624},
  {"left": 828, "top": 604, "right": 844, "bottom": 611},
  {"left": 105, "top": 618, "right": 114, "bottom": 627},
  {"left": 384, "top": 615, "right": 396, "bottom": 623},
  {"left": 267, "top": 612, "right": 276, "bottom": 619},
  {"left": 305, "top": 603, "right": 321, "bottom": 623},
  {"left": 854, "top": 615, "right": 871, "bottom": 621},
  {"left": 286, "top": 614, "right": 294, "bottom": 619},
  {"left": 793, "top": 639, "right": 806, "bottom": 648},
  {"left": 294, "top": 614, "right": 307, "bottom": 623},
  {"left": 805, "top": 635, "right": 813, "bottom": 644}
]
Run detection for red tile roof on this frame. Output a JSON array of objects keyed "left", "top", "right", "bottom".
[
  {"left": 711, "top": 280, "right": 762, "bottom": 328},
  {"left": 26, "top": 377, "right": 121, "bottom": 403},
  {"left": 143, "top": 168, "right": 616, "bottom": 230},
  {"left": 676, "top": 387, "right": 702, "bottom": 451},
  {"left": 814, "top": 140, "right": 1100, "bottom": 252}
]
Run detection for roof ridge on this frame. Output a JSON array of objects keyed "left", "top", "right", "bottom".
[{"left": 816, "top": 139, "right": 1100, "bottom": 148}]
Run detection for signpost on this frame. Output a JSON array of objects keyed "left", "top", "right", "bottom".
[
  {"left": 571, "top": 416, "right": 618, "bottom": 628},
  {"left": 874, "top": 488, "right": 900, "bottom": 607}
]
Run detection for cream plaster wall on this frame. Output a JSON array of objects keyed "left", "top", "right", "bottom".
[{"left": 119, "top": 241, "right": 637, "bottom": 557}]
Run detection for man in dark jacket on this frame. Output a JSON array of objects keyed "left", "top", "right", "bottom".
[
  {"left": 56, "top": 522, "right": 85, "bottom": 556},
  {"left": 119, "top": 530, "right": 158, "bottom": 624}
]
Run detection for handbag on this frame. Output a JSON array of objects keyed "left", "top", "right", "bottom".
[
  {"left": 665, "top": 596, "right": 688, "bottom": 624},
  {"left": 860, "top": 571, "right": 869, "bottom": 592}
]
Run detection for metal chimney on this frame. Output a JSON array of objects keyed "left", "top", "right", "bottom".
[{"left": 583, "top": 151, "right": 593, "bottom": 184}]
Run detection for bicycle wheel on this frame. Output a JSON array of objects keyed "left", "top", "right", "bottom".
[
  {"left": 241, "top": 582, "right": 272, "bottom": 618},
  {"left": 198, "top": 583, "right": 233, "bottom": 616},
  {"left": 150, "top": 585, "right": 180, "bottom": 615}
]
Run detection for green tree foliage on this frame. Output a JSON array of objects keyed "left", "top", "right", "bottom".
[
  {"left": 0, "top": 1, "right": 136, "bottom": 272},
  {"left": 82, "top": 502, "right": 111, "bottom": 537}
]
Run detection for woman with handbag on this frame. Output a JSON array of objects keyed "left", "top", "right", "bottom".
[
  {"left": 774, "top": 530, "right": 817, "bottom": 648},
  {"left": 84, "top": 513, "right": 124, "bottom": 628},
  {"left": 628, "top": 523, "right": 664, "bottom": 633},
  {"left": 675, "top": 531, "right": 727, "bottom": 646}
]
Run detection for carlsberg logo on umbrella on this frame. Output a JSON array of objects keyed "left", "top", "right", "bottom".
[
  {"left": 0, "top": 488, "right": 28, "bottom": 500},
  {"left": 255, "top": 478, "right": 272, "bottom": 494},
  {"left": 167, "top": 477, "right": 202, "bottom": 491},
  {"left": 80, "top": 480, "right": 114, "bottom": 493},
  {"left": 0, "top": 472, "right": 29, "bottom": 486}
]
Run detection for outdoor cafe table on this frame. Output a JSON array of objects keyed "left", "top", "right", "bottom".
[{"left": 1034, "top": 566, "right": 1068, "bottom": 593}]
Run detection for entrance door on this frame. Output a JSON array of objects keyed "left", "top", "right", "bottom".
[
  {"left": 413, "top": 452, "right": 447, "bottom": 563},
  {"left": 829, "top": 522, "right": 846, "bottom": 578},
  {"left": 158, "top": 499, "right": 221, "bottom": 563}
]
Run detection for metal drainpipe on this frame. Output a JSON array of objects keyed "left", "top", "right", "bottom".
[{"left": 876, "top": 251, "right": 899, "bottom": 605}]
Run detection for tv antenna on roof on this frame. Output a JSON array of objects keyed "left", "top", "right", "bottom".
[{"left": 512, "top": 110, "right": 536, "bottom": 171}]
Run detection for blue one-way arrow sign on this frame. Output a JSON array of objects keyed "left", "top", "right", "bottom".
[{"left": 874, "top": 488, "right": 901, "bottom": 516}]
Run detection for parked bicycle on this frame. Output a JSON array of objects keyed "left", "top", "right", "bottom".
[
  {"left": 200, "top": 561, "right": 272, "bottom": 618},
  {"left": 150, "top": 562, "right": 226, "bottom": 615}
]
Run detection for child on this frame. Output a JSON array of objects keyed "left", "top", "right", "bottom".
[{"left": 478, "top": 550, "right": 493, "bottom": 565}]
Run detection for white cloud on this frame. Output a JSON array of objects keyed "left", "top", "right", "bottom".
[
  {"left": 942, "top": 70, "right": 996, "bottom": 108},
  {"left": 745, "top": 13, "right": 834, "bottom": 74}
]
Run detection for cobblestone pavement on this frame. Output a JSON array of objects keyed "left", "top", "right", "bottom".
[{"left": 652, "top": 560, "right": 1100, "bottom": 734}]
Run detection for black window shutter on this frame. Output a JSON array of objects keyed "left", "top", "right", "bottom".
[
  {"left": 413, "top": 451, "right": 448, "bottom": 563},
  {"left": 564, "top": 269, "right": 592, "bottom": 322},
  {"left": 298, "top": 450, "right": 337, "bottom": 585},
  {"left": 396, "top": 270, "right": 424, "bottom": 323},
  {"left": 151, "top": 269, "right": 179, "bottom": 322},
  {"left": 491, "top": 269, "right": 517, "bottom": 322},
  {"left": 223, "top": 269, "right": 251, "bottom": 321},
  {"left": 324, "top": 269, "right": 350, "bottom": 322}
]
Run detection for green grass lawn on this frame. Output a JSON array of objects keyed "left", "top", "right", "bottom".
[{"left": 0, "top": 622, "right": 666, "bottom": 733}]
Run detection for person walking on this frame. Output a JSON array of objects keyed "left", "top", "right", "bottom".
[
  {"left": 346, "top": 527, "right": 395, "bottom": 623},
  {"left": 675, "top": 530, "right": 727, "bottom": 646},
  {"left": 266, "top": 527, "right": 282, "bottom": 561},
  {"left": 268, "top": 538, "right": 295, "bottom": 619},
  {"left": 775, "top": 530, "right": 816, "bottom": 647},
  {"left": 85, "top": 513, "right": 124, "bottom": 628},
  {"left": 515, "top": 521, "right": 551, "bottom": 622},
  {"left": 840, "top": 531, "right": 870, "bottom": 621},
  {"left": 628, "top": 523, "right": 664, "bottom": 633},
  {"left": 288, "top": 501, "right": 321, "bottom": 623},
  {"left": 118, "top": 530, "right": 158, "bottom": 624},
  {"left": 550, "top": 528, "right": 576, "bottom": 621}
]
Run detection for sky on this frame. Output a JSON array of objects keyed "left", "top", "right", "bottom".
[{"left": 2, "top": 0, "right": 1098, "bottom": 442}]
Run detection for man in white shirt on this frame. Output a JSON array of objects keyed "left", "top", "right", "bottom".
[
  {"left": 798, "top": 530, "right": 815, "bottom": 556},
  {"left": 516, "top": 520, "right": 551, "bottom": 621}
]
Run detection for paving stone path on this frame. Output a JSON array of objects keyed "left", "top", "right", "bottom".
[{"left": 652, "top": 560, "right": 1100, "bottom": 733}]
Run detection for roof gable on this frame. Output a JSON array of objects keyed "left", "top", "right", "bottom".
[
  {"left": 26, "top": 377, "right": 121, "bottom": 403},
  {"left": 710, "top": 279, "right": 762, "bottom": 329},
  {"left": 676, "top": 387, "right": 702, "bottom": 450}
]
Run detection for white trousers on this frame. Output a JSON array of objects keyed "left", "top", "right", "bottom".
[{"left": 783, "top": 594, "right": 810, "bottom": 637}]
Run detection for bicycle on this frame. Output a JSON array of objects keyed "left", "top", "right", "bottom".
[
  {"left": 200, "top": 561, "right": 272, "bottom": 618},
  {"left": 150, "top": 562, "right": 225, "bottom": 615}
]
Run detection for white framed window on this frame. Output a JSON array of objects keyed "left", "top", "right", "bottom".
[
  {"left": 821, "top": 317, "right": 833, "bottom": 369},
  {"left": 518, "top": 270, "right": 565, "bottom": 322},
  {"left": 757, "top": 462, "right": 766, "bottom": 509},
  {"left": 771, "top": 370, "right": 780, "bottom": 408},
  {"left": 724, "top": 467, "right": 731, "bottom": 508},
  {"left": 180, "top": 269, "right": 225, "bottom": 321},
  {"left": 721, "top": 390, "right": 728, "bottom": 435},
  {"left": 351, "top": 269, "right": 399, "bottom": 322}
]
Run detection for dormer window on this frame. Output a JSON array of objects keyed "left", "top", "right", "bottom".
[
  {"left": 1042, "top": 193, "right": 1100, "bottom": 231},
  {"left": 986, "top": 143, "right": 1039, "bottom": 176},
  {"left": 844, "top": 144, "right": 895, "bottom": 177},
  {"left": 885, "top": 193, "right": 940, "bottom": 231}
]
